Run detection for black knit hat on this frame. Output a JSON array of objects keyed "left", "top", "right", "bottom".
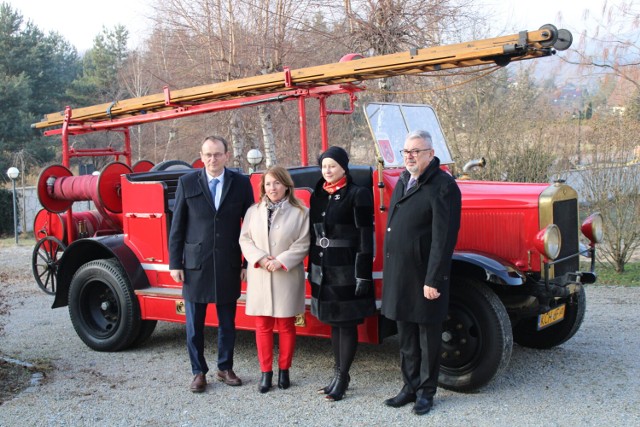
[{"left": 318, "top": 146, "right": 349, "bottom": 174}]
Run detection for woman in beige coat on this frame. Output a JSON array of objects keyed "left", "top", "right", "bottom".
[{"left": 239, "top": 166, "right": 310, "bottom": 393}]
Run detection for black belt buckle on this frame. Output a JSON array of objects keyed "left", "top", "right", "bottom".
[{"left": 319, "top": 237, "right": 330, "bottom": 248}]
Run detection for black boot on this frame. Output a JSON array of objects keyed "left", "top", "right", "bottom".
[
  {"left": 278, "top": 369, "right": 290, "bottom": 389},
  {"left": 317, "top": 366, "right": 340, "bottom": 394},
  {"left": 258, "top": 371, "right": 273, "bottom": 393},
  {"left": 325, "top": 371, "right": 350, "bottom": 402}
]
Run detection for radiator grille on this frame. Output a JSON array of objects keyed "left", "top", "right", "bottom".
[{"left": 552, "top": 199, "right": 579, "bottom": 277}]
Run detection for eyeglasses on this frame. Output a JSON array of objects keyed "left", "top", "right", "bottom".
[
  {"left": 399, "top": 148, "right": 432, "bottom": 157},
  {"left": 202, "top": 152, "right": 226, "bottom": 160}
]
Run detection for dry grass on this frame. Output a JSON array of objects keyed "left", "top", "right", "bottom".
[{"left": 0, "top": 236, "right": 34, "bottom": 248}]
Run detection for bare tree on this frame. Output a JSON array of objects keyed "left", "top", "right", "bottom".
[
  {"left": 572, "top": 115, "right": 640, "bottom": 273},
  {"left": 144, "top": 0, "right": 318, "bottom": 168},
  {"left": 565, "top": 1, "right": 640, "bottom": 92},
  {"left": 245, "top": 0, "right": 306, "bottom": 167},
  {"left": 554, "top": 0, "right": 640, "bottom": 270},
  {"left": 120, "top": 50, "right": 154, "bottom": 161},
  {"left": 144, "top": 0, "right": 246, "bottom": 165},
  {"left": 341, "top": 0, "right": 477, "bottom": 99}
]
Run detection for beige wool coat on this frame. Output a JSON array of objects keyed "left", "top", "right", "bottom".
[{"left": 239, "top": 199, "right": 310, "bottom": 317}]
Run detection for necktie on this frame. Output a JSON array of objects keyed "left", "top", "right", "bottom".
[
  {"left": 406, "top": 177, "right": 416, "bottom": 194},
  {"left": 209, "top": 178, "right": 219, "bottom": 208}
]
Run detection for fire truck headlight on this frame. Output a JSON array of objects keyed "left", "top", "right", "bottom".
[
  {"left": 581, "top": 212, "right": 604, "bottom": 244},
  {"left": 535, "top": 224, "right": 562, "bottom": 260}
]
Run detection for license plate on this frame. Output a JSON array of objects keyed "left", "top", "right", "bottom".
[{"left": 537, "top": 304, "right": 566, "bottom": 330}]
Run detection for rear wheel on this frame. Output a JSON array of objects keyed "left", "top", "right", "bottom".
[
  {"left": 68, "top": 259, "right": 141, "bottom": 351},
  {"left": 32, "top": 236, "right": 66, "bottom": 295},
  {"left": 513, "top": 288, "right": 586, "bottom": 349},
  {"left": 439, "top": 278, "right": 513, "bottom": 392}
]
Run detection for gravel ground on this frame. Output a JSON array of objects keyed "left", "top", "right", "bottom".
[{"left": 0, "top": 244, "right": 639, "bottom": 427}]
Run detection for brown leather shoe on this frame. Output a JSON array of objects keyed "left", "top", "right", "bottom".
[
  {"left": 216, "top": 369, "right": 242, "bottom": 386},
  {"left": 190, "top": 373, "right": 207, "bottom": 393}
]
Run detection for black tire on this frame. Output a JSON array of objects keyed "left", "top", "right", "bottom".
[
  {"left": 513, "top": 287, "right": 586, "bottom": 349},
  {"left": 130, "top": 320, "right": 158, "bottom": 348},
  {"left": 150, "top": 160, "right": 192, "bottom": 171},
  {"left": 32, "top": 236, "right": 67, "bottom": 295},
  {"left": 439, "top": 278, "right": 513, "bottom": 392},
  {"left": 68, "top": 259, "right": 141, "bottom": 351}
]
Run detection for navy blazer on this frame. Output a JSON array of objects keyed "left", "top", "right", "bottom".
[{"left": 169, "top": 167, "right": 254, "bottom": 304}]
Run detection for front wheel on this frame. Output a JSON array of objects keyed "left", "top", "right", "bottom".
[
  {"left": 68, "top": 259, "right": 141, "bottom": 351},
  {"left": 439, "top": 278, "right": 513, "bottom": 392},
  {"left": 513, "top": 287, "right": 586, "bottom": 349}
]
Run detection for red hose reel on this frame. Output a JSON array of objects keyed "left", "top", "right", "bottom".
[{"left": 35, "top": 162, "right": 133, "bottom": 240}]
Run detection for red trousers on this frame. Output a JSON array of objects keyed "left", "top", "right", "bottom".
[{"left": 255, "top": 316, "right": 296, "bottom": 373}]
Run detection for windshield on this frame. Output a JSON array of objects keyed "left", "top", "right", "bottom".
[{"left": 364, "top": 102, "right": 453, "bottom": 168}]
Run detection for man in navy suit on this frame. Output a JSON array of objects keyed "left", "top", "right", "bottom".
[{"left": 169, "top": 135, "right": 254, "bottom": 393}]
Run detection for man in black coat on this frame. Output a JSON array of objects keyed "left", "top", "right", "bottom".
[
  {"left": 381, "top": 130, "right": 461, "bottom": 415},
  {"left": 169, "top": 136, "right": 254, "bottom": 393}
]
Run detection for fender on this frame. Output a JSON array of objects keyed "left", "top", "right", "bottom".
[
  {"left": 53, "top": 235, "right": 150, "bottom": 309},
  {"left": 452, "top": 251, "right": 525, "bottom": 286}
]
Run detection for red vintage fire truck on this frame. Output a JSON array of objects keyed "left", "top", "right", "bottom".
[{"left": 31, "top": 25, "right": 603, "bottom": 392}]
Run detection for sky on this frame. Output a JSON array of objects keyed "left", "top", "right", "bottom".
[
  {"left": 5, "top": 0, "right": 610, "bottom": 52},
  {"left": 485, "top": 0, "right": 606, "bottom": 32},
  {"left": 5, "top": 0, "right": 152, "bottom": 52}
]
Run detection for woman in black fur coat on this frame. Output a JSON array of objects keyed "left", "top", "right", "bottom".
[{"left": 308, "top": 146, "right": 375, "bottom": 402}]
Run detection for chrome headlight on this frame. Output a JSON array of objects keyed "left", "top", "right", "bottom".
[
  {"left": 581, "top": 213, "right": 604, "bottom": 244},
  {"left": 535, "top": 224, "right": 562, "bottom": 260}
]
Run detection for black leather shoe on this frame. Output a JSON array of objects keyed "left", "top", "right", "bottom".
[
  {"left": 412, "top": 396, "right": 434, "bottom": 415},
  {"left": 384, "top": 391, "right": 416, "bottom": 408},
  {"left": 278, "top": 369, "right": 290, "bottom": 389},
  {"left": 258, "top": 371, "right": 273, "bottom": 393},
  {"left": 325, "top": 372, "right": 350, "bottom": 402},
  {"left": 317, "top": 366, "right": 340, "bottom": 394}
]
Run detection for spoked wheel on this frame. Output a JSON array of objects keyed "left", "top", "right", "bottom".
[{"left": 32, "top": 236, "right": 67, "bottom": 295}]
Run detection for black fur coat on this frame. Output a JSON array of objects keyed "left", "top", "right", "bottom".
[{"left": 308, "top": 175, "right": 375, "bottom": 324}]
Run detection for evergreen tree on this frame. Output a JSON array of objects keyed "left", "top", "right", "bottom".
[
  {"left": 68, "top": 25, "right": 129, "bottom": 106},
  {"left": 0, "top": 3, "right": 80, "bottom": 174}
]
